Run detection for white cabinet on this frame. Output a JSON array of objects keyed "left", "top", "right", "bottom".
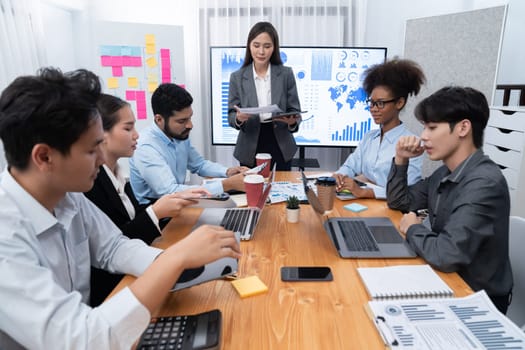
[{"left": 484, "top": 106, "right": 525, "bottom": 216}]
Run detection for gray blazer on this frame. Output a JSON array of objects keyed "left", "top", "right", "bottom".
[{"left": 228, "top": 64, "right": 301, "bottom": 165}]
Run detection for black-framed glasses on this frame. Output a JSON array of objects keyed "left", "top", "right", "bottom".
[{"left": 366, "top": 98, "right": 398, "bottom": 109}]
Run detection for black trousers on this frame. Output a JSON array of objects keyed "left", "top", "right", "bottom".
[
  {"left": 490, "top": 291, "right": 512, "bottom": 314},
  {"left": 241, "top": 122, "right": 291, "bottom": 170}
]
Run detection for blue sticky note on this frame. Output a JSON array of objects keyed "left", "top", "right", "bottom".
[{"left": 344, "top": 203, "right": 368, "bottom": 212}]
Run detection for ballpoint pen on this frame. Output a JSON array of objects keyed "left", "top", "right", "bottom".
[{"left": 375, "top": 316, "right": 399, "bottom": 347}]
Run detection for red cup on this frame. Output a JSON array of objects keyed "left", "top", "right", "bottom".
[
  {"left": 244, "top": 174, "right": 264, "bottom": 207},
  {"left": 255, "top": 153, "right": 272, "bottom": 178}
]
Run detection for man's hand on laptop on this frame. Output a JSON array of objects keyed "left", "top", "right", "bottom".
[{"left": 226, "top": 166, "right": 250, "bottom": 177}]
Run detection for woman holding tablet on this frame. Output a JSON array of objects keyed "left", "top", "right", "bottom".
[{"left": 228, "top": 21, "right": 302, "bottom": 170}]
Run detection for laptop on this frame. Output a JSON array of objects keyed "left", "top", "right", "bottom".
[
  {"left": 301, "top": 171, "right": 416, "bottom": 258},
  {"left": 193, "top": 164, "right": 276, "bottom": 241}
]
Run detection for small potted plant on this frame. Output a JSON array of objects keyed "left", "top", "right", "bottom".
[{"left": 286, "top": 195, "right": 300, "bottom": 223}]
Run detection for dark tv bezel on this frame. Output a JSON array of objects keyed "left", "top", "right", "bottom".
[{"left": 209, "top": 45, "right": 387, "bottom": 148}]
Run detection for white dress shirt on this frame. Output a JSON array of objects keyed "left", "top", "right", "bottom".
[
  {"left": 253, "top": 64, "right": 272, "bottom": 123},
  {"left": 0, "top": 170, "right": 163, "bottom": 349}
]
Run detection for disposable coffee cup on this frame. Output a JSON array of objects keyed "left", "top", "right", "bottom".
[
  {"left": 315, "top": 176, "right": 337, "bottom": 213},
  {"left": 244, "top": 174, "right": 265, "bottom": 207},
  {"left": 255, "top": 153, "right": 272, "bottom": 178}
]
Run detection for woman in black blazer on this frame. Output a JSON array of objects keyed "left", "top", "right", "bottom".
[{"left": 85, "top": 94, "right": 207, "bottom": 306}]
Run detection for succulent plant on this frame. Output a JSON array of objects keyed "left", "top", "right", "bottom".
[{"left": 286, "top": 195, "right": 300, "bottom": 209}]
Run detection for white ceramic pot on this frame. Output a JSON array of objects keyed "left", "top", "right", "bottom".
[{"left": 286, "top": 208, "right": 300, "bottom": 223}]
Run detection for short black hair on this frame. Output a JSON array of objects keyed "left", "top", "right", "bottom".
[
  {"left": 241, "top": 21, "right": 283, "bottom": 68},
  {"left": 363, "top": 58, "right": 426, "bottom": 104},
  {"left": 0, "top": 67, "right": 101, "bottom": 170},
  {"left": 97, "top": 93, "right": 130, "bottom": 131},
  {"left": 414, "top": 86, "right": 489, "bottom": 148},
  {"left": 151, "top": 83, "right": 193, "bottom": 121}
]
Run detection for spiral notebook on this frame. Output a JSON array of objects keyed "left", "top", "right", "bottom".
[{"left": 357, "top": 264, "right": 454, "bottom": 300}]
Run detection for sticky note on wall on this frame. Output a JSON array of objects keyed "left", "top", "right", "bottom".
[{"left": 107, "top": 77, "right": 119, "bottom": 89}]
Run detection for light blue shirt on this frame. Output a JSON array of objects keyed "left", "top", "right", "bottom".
[
  {"left": 0, "top": 170, "right": 162, "bottom": 349},
  {"left": 336, "top": 123, "right": 422, "bottom": 198},
  {"left": 130, "top": 123, "right": 228, "bottom": 203}
]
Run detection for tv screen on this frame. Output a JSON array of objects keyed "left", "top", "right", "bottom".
[{"left": 210, "top": 46, "right": 387, "bottom": 147}]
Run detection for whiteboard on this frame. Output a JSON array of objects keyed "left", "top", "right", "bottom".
[
  {"left": 93, "top": 21, "right": 185, "bottom": 132},
  {"left": 403, "top": 5, "right": 507, "bottom": 176}
]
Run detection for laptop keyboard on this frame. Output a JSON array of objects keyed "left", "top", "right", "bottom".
[
  {"left": 220, "top": 209, "right": 259, "bottom": 237},
  {"left": 338, "top": 220, "right": 380, "bottom": 252}
]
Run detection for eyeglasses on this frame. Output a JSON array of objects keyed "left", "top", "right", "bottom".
[{"left": 366, "top": 98, "right": 398, "bottom": 109}]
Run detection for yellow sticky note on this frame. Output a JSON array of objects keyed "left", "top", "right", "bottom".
[
  {"left": 127, "top": 77, "right": 139, "bottom": 88},
  {"left": 145, "top": 43, "right": 156, "bottom": 55},
  {"left": 147, "top": 73, "right": 158, "bottom": 83},
  {"left": 146, "top": 56, "right": 158, "bottom": 68},
  {"left": 231, "top": 275, "right": 268, "bottom": 298},
  {"left": 145, "top": 34, "right": 156, "bottom": 44},
  {"left": 107, "top": 77, "right": 119, "bottom": 89},
  {"left": 148, "top": 82, "right": 158, "bottom": 93}
]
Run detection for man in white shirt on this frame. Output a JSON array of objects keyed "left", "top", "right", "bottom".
[{"left": 0, "top": 68, "right": 241, "bottom": 349}]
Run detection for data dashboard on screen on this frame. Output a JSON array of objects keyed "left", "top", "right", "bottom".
[{"left": 210, "top": 46, "right": 387, "bottom": 147}]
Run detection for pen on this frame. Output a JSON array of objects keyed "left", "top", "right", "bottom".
[{"left": 375, "top": 316, "right": 399, "bottom": 347}]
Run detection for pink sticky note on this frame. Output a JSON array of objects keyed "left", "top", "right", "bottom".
[
  {"left": 112, "top": 66, "right": 123, "bottom": 77},
  {"left": 125, "top": 90, "right": 136, "bottom": 100},
  {"left": 100, "top": 56, "right": 112, "bottom": 66},
  {"left": 136, "top": 109, "right": 147, "bottom": 120},
  {"left": 162, "top": 71, "right": 171, "bottom": 83},
  {"left": 160, "top": 48, "right": 170, "bottom": 58},
  {"left": 130, "top": 56, "right": 142, "bottom": 67},
  {"left": 111, "top": 56, "right": 123, "bottom": 66}
]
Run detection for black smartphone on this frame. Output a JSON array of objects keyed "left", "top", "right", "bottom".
[
  {"left": 185, "top": 193, "right": 230, "bottom": 201},
  {"left": 280, "top": 266, "right": 333, "bottom": 282}
]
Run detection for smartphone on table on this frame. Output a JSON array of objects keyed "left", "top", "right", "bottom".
[{"left": 280, "top": 266, "right": 333, "bottom": 281}]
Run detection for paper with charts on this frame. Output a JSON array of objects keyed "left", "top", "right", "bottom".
[{"left": 367, "top": 290, "right": 525, "bottom": 350}]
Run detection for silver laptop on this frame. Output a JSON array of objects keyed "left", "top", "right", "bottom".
[
  {"left": 301, "top": 171, "right": 416, "bottom": 259},
  {"left": 193, "top": 164, "right": 275, "bottom": 241}
]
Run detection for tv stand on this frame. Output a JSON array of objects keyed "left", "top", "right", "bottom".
[{"left": 291, "top": 146, "right": 320, "bottom": 170}]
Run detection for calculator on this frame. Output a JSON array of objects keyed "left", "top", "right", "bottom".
[{"left": 136, "top": 309, "right": 221, "bottom": 350}]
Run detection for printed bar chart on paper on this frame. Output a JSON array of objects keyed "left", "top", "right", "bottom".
[{"left": 366, "top": 290, "right": 525, "bottom": 350}]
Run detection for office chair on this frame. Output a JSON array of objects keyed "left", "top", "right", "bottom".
[{"left": 508, "top": 216, "right": 525, "bottom": 327}]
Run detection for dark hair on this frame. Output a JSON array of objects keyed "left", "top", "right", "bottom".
[
  {"left": 363, "top": 58, "right": 426, "bottom": 107},
  {"left": 414, "top": 86, "right": 489, "bottom": 148},
  {"left": 0, "top": 67, "right": 101, "bottom": 170},
  {"left": 151, "top": 83, "right": 193, "bottom": 121},
  {"left": 241, "top": 21, "right": 283, "bottom": 68},
  {"left": 97, "top": 93, "right": 130, "bottom": 131}
]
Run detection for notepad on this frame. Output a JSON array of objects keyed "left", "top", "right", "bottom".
[
  {"left": 357, "top": 264, "right": 454, "bottom": 300},
  {"left": 231, "top": 275, "right": 268, "bottom": 298}
]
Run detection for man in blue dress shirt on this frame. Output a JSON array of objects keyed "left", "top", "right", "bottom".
[
  {"left": 0, "top": 68, "right": 241, "bottom": 349},
  {"left": 130, "top": 83, "right": 248, "bottom": 204}
]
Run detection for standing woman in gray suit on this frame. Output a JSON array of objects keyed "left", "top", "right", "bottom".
[{"left": 228, "top": 21, "right": 301, "bottom": 170}]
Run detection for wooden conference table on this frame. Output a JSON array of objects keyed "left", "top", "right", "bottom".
[{"left": 111, "top": 172, "right": 472, "bottom": 349}]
